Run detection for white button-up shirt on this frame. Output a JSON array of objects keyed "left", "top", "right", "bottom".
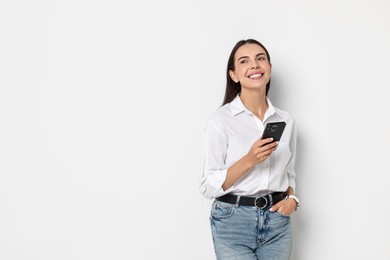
[{"left": 200, "top": 95, "right": 297, "bottom": 199}]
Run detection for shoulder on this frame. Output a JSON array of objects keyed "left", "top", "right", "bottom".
[
  {"left": 204, "top": 103, "right": 234, "bottom": 134},
  {"left": 207, "top": 103, "right": 232, "bottom": 125}
]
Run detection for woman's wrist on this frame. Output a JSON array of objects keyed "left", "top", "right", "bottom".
[
  {"left": 242, "top": 154, "right": 255, "bottom": 170},
  {"left": 284, "top": 194, "right": 300, "bottom": 210}
]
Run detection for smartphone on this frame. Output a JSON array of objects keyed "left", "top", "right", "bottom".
[{"left": 261, "top": 122, "right": 286, "bottom": 142}]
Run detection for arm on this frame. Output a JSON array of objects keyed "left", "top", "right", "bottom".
[
  {"left": 200, "top": 120, "right": 277, "bottom": 198},
  {"left": 222, "top": 138, "right": 278, "bottom": 191},
  {"left": 270, "top": 120, "right": 299, "bottom": 215},
  {"left": 199, "top": 121, "right": 230, "bottom": 199}
]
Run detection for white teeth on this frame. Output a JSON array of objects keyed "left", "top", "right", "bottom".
[{"left": 249, "top": 74, "right": 262, "bottom": 78}]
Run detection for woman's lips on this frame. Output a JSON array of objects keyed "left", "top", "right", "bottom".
[{"left": 248, "top": 73, "right": 263, "bottom": 79}]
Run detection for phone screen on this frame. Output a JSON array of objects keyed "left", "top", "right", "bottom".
[{"left": 261, "top": 122, "right": 286, "bottom": 142}]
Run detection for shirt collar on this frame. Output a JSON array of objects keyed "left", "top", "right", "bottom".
[{"left": 229, "top": 94, "right": 277, "bottom": 118}]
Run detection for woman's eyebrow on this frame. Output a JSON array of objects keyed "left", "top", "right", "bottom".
[
  {"left": 256, "top": 53, "right": 266, "bottom": 57},
  {"left": 237, "top": 53, "right": 266, "bottom": 61},
  {"left": 237, "top": 56, "right": 249, "bottom": 61}
]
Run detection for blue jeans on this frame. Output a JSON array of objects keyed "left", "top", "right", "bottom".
[{"left": 210, "top": 200, "right": 292, "bottom": 260}]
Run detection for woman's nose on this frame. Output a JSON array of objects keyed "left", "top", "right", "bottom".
[{"left": 251, "top": 60, "right": 260, "bottom": 69}]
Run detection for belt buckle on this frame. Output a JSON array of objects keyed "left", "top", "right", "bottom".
[{"left": 254, "top": 196, "right": 268, "bottom": 209}]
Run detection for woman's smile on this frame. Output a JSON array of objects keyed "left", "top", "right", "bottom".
[{"left": 248, "top": 71, "right": 264, "bottom": 79}]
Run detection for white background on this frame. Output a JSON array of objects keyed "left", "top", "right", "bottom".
[{"left": 1, "top": 0, "right": 390, "bottom": 259}]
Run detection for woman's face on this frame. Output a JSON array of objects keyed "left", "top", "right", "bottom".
[{"left": 229, "top": 43, "right": 271, "bottom": 91}]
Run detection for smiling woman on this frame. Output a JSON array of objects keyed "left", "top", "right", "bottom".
[
  {"left": 200, "top": 39, "right": 299, "bottom": 260},
  {"left": 223, "top": 39, "right": 272, "bottom": 106}
]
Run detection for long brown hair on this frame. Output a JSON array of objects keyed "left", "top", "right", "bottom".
[{"left": 222, "top": 39, "right": 272, "bottom": 106}]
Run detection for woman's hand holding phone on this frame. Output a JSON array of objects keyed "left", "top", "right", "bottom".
[
  {"left": 245, "top": 137, "right": 278, "bottom": 167},
  {"left": 223, "top": 137, "right": 278, "bottom": 191}
]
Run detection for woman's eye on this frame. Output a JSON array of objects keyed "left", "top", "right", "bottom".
[
  {"left": 258, "top": 56, "right": 266, "bottom": 61},
  {"left": 240, "top": 59, "right": 248, "bottom": 64}
]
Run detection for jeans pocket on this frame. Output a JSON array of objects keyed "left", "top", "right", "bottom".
[
  {"left": 210, "top": 200, "right": 236, "bottom": 220},
  {"left": 274, "top": 210, "right": 291, "bottom": 219}
]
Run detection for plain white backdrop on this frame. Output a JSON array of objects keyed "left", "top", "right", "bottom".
[{"left": 1, "top": 0, "right": 390, "bottom": 259}]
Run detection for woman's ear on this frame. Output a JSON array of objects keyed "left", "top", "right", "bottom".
[{"left": 229, "top": 70, "right": 239, "bottom": 83}]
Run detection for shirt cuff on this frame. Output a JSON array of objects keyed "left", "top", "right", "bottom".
[
  {"left": 200, "top": 168, "right": 234, "bottom": 199},
  {"left": 288, "top": 176, "right": 296, "bottom": 191}
]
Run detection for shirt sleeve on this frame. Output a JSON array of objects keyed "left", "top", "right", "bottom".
[
  {"left": 285, "top": 119, "right": 297, "bottom": 191},
  {"left": 199, "top": 120, "right": 234, "bottom": 199}
]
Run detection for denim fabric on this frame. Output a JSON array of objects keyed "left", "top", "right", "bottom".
[{"left": 210, "top": 200, "right": 292, "bottom": 260}]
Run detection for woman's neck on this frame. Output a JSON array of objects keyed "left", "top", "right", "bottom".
[{"left": 240, "top": 89, "right": 268, "bottom": 120}]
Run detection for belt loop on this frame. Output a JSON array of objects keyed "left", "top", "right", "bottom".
[
  {"left": 268, "top": 193, "right": 273, "bottom": 206},
  {"left": 235, "top": 195, "right": 241, "bottom": 207}
]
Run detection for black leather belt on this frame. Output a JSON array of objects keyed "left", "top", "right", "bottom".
[{"left": 216, "top": 192, "right": 285, "bottom": 209}]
